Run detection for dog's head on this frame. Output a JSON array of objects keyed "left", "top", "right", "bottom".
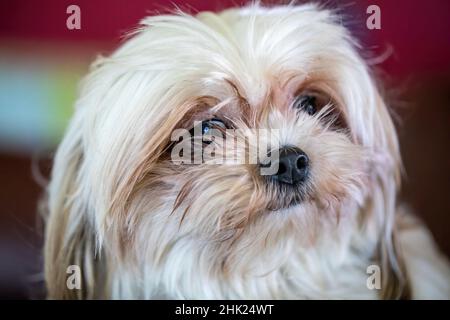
[{"left": 44, "top": 4, "right": 403, "bottom": 299}]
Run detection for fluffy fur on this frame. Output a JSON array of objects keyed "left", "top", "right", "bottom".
[{"left": 43, "top": 3, "right": 450, "bottom": 299}]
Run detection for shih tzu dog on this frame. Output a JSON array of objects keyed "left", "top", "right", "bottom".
[{"left": 43, "top": 3, "right": 450, "bottom": 299}]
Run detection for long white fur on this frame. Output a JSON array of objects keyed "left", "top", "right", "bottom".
[{"left": 44, "top": 3, "right": 450, "bottom": 299}]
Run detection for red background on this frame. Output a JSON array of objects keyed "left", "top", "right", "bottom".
[{"left": 0, "top": 0, "right": 449, "bottom": 299}]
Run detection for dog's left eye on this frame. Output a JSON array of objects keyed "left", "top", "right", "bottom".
[{"left": 293, "top": 95, "right": 317, "bottom": 115}]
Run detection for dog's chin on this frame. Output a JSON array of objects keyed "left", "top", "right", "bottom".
[
  {"left": 266, "top": 182, "right": 311, "bottom": 212},
  {"left": 267, "top": 196, "right": 305, "bottom": 211}
]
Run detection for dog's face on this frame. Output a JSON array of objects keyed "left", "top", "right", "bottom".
[{"left": 46, "top": 4, "right": 402, "bottom": 298}]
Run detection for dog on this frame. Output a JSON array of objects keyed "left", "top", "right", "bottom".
[{"left": 43, "top": 3, "right": 450, "bottom": 299}]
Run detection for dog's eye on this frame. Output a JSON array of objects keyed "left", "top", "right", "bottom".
[
  {"left": 202, "top": 118, "right": 227, "bottom": 134},
  {"left": 293, "top": 95, "right": 317, "bottom": 115}
]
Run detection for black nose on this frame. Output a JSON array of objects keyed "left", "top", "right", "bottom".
[{"left": 270, "top": 147, "right": 309, "bottom": 185}]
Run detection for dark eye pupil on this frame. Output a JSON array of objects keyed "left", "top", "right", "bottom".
[
  {"left": 201, "top": 118, "right": 226, "bottom": 135},
  {"left": 294, "top": 95, "right": 317, "bottom": 115},
  {"left": 202, "top": 122, "right": 211, "bottom": 135}
]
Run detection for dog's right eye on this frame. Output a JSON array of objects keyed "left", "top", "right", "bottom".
[
  {"left": 201, "top": 118, "right": 227, "bottom": 135},
  {"left": 188, "top": 118, "right": 228, "bottom": 142},
  {"left": 185, "top": 118, "right": 227, "bottom": 146}
]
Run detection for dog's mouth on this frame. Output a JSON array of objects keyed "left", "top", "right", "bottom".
[
  {"left": 267, "top": 198, "right": 303, "bottom": 211},
  {"left": 265, "top": 179, "right": 310, "bottom": 211}
]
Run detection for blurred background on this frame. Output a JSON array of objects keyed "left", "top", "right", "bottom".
[{"left": 0, "top": 0, "right": 449, "bottom": 299}]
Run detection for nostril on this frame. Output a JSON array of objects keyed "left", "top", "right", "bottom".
[
  {"left": 277, "top": 162, "right": 287, "bottom": 175},
  {"left": 296, "top": 154, "right": 309, "bottom": 170}
]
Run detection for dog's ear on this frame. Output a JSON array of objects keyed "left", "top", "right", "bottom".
[
  {"left": 368, "top": 90, "right": 409, "bottom": 299},
  {"left": 42, "top": 74, "right": 192, "bottom": 299},
  {"left": 43, "top": 117, "right": 99, "bottom": 299}
]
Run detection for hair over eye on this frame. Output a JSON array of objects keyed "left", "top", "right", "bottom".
[
  {"left": 293, "top": 91, "right": 347, "bottom": 130},
  {"left": 293, "top": 95, "right": 317, "bottom": 115}
]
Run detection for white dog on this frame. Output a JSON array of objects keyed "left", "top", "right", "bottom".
[{"left": 43, "top": 3, "right": 450, "bottom": 299}]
